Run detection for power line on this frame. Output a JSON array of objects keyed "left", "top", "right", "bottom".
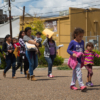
[
  {"left": 11, "top": 3, "right": 100, "bottom": 19},
  {"left": 11, "top": 3, "right": 34, "bottom": 17},
  {"left": 25, "top": 3, "right": 100, "bottom": 15},
  {"left": 12, "top": 0, "right": 40, "bottom": 3},
  {"left": 25, "top": 0, "right": 100, "bottom": 8},
  {"left": 0, "top": 3, "right": 8, "bottom": 9}
]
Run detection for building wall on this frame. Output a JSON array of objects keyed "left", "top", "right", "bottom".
[
  {"left": 20, "top": 16, "right": 71, "bottom": 58},
  {"left": 0, "top": 19, "right": 20, "bottom": 38},
  {"left": 69, "top": 7, "right": 100, "bottom": 36},
  {"left": 19, "top": 7, "right": 100, "bottom": 58}
]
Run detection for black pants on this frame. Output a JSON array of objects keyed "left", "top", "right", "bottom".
[{"left": 16, "top": 54, "right": 29, "bottom": 75}]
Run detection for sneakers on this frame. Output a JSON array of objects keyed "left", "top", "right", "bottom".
[
  {"left": 70, "top": 86, "right": 78, "bottom": 90},
  {"left": 20, "top": 72, "right": 23, "bottom": 74},
  {"left": 25, "top": 75, "right": 27, "bottom": 78},
  {"left": 86, "top": 82, "right": 91, "bottom": 87},
  {"left": 86, "top": 82, "right": 93, "bottom": 87},
  {"left": 80, "top": 86, "right": 87, "bottom": 92},
  {"left": 90, "top": 82, "right": 94, "bottom": 87},
  {"left": 48, "top": 74, "right": 54, "bottom": 78}
]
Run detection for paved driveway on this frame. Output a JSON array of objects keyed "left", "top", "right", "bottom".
[{"left": 0, "top": 69, "right": 100, "bottom": 100}]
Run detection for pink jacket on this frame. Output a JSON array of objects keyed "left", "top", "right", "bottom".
[{"left": 67, "top": 51, "right": 84, "bottom": 70}]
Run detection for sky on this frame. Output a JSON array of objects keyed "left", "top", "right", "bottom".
[{"left": 0, "top": 0, "right": 100, "bottom": 17}]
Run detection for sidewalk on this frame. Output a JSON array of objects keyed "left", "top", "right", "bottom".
[{"left": 0, "top": 66, "right": 100, "bottom": 72}]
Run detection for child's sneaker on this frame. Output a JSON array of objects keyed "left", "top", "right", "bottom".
[
  {"left": 86, "top": 82, "right": 91, "bottom": 87},
  {"left": 70, "top": 86, "right": 78, "bottom": 90},
  {"left": 48, "top": 74, "right": 54, "bottom": 78},
  {"left": 80, "top": 86, "right": 87, "bottom": 92},
  {"left": 90, "top": 82, "right": 93, "bottom": 87},
  {"left": 20, "top": 72, "right": 23, "bottom": 74},
  {"left": 25, "top": 75, "right": 27, "bottom": 78}
]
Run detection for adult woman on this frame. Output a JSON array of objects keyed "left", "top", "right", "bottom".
[
  {"left": 23, "top": 27, "right": 39, "bottom": 81},
  {"left": 2, "top": 35, "right": 16, "bottom": 79},
  {"left": 43, "top": 35, "right": 59, "bottom": 78},
  {"left": 16, "top": 31, "right": 29, "bottom": 77}
]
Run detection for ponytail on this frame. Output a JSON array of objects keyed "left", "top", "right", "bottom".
[{"left": 4, "top": 34, "right": 11, "bottom": 42}]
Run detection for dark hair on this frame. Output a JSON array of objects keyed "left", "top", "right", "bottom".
[
  {"left": 73, "top": 28, "right": 84, "bottom": 39},
  {"left": 36, "top": 32, "right": 42, "bottom": 35},
  {"left": 4, "top": 34, "right": 11, "bottom": 42},
  {"left": 25, "top": 27, "right": 31, "bottom": 35},
  {"left": 18, "top": 31, "right": 24, "bottom": 39},
  {"left": 86, "top": 42, "right": 94, "bottom": 49}
]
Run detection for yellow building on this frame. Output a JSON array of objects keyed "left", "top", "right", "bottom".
[{"left": 20, "top": 7, "right": 100, "bottom": 58}]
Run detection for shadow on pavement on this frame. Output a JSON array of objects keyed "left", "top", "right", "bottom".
[
  {"left": 93, "top": 85, "right": 100, "bottom": 87},
  {"left": 37, "top": 79, "right": 56, "bottom": 81},
  {"left": 36, "top": 76, "right": 46, "bottom": 77},
  {"left": 54, "top": 76, "right": 71, "bottom": 78},
  {"left": 87, "top": 88, "right": 100, "bottom": 90}
]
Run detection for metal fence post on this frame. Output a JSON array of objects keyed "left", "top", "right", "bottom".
[
  {"left": 85, "top": 36, "right": 87, "bottom": 43},
  {"left": 97, "top": 35, "right": 99, "bottom": 50}
]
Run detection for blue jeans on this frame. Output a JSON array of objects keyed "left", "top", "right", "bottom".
[
  {"left": 26, "top": 50, "right": 38, "bottom": 76},
  {"left": 45, "top": 55, "right": 56, "bottom": 75},
  {"left": 4, "top": 55, "right": 16, "bottom": 77}
]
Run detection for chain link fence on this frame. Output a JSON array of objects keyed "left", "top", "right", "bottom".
[{"left": 83, "top": 35, "right": 100, "bottom": 50}]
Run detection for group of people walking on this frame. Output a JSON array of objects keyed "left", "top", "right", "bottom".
[
  {"left": 1, "top": 27, "right": 59, "bottom": 81},
  {"left": 0, "top": 27, "right": 99, "bottom": 92}
]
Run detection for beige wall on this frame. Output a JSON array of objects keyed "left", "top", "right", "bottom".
[{"left": 20, "top": 7, "right": 100, "bottom": 58}]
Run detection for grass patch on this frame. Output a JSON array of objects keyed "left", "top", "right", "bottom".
[
  {"left": 57, "top": 65, "right": 71, "bottom": 70},
  {"left": 37, "top": 65, "right": 72, "bottom": 70}
]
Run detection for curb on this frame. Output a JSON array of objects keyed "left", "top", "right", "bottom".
[{"left": 0, "top": 66, "right": 100, "bottom": 72}]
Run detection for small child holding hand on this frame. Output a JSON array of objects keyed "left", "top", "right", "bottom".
[{"left": 84, "top": 42, "right": 100, "bottom": 87}]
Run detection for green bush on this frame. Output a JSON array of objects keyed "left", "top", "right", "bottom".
[
  {"left": 0, "top": 53, "right": 6, "bottom": 69},
  {"left": 38, "top": 47, "right": 47, "bottom": 65},
  {"left": 93, "top": 50, "right": 100, "bottom": 66},
  {"left": 38, "top": 47, "right": 64, "bottom": 66},
  {"left": 54, "top": 55, "right": 64, "bottom": 66}
]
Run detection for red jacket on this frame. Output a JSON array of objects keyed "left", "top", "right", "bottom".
[{"left": 67, "top": 51, "right": 84, "bottom": 70}]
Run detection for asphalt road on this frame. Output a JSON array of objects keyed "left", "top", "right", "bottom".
[{"left": 0, "top": 69, "right": 100, "bottom": 100}]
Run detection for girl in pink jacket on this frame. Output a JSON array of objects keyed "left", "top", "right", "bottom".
[{"left": 67, "top": 28, "right": 87, "bottom": 92}]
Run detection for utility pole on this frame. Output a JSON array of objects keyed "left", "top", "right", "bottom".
[
  {"left": 9, "top": 0, "right": 12, "bottom": 38},
  {"left": 22, "top": 6, "right": 25, "bottom": 31}
]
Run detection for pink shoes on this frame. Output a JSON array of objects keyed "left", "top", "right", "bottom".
[
  {"left": 70, "top": 85, "right": 87, "bottom": 92},
  {"left": 48, "top": 74, "right": 54, "bottom": 78},
  {"left": 70, "top": 86, "right": 78, "bottom": 90},
  {"left": 80, "top": 86, "right": 87, "bottom": 92}
]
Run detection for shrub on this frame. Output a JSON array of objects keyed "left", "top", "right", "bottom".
[
  {"left": 54, "top": 55, "right": 64, "bottom": 66},
  {"left": 38, "top": 47, "right": 64, "bottom": 66},
  {"left": 93, "top": 50, "right": 100, "bottom": 66},
  {"left": 0, "top": 53, "right": 6, "bottom": 69}
]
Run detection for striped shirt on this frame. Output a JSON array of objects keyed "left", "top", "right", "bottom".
[
  {"left": 19, "top": 38, "right": 25, "bottom": 54},
  {"left": 84, "top": 50, "right": 100, "bottom": 65}
]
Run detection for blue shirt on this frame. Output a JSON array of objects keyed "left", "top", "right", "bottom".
[{"left": 67, "top": 40, "right": 84, "bottom": 63}]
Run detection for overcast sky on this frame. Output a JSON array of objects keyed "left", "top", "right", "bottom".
[{"left": 0, "top": 0, "right": 100, "bottom": 17}]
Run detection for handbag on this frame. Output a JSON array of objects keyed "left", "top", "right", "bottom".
[{"left": 25, "top": 42, "right": 37, "bottom": 51}]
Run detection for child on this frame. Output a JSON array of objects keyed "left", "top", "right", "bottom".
[
  {"left": 35, "top": 32, "right": 42, "bottom": 56},
  {"left": 2, "top": 35, "right": 16, "bottom": 79},
  {"left": 35, "top": 32, "right": 42, "bottom": 47},
  {"left": 84, "top": 42, "right": 100, "bottom": 87},
  {"left": 16, "top": 31, "right": 29, "bottom": 77},
  {"left": 67, "top": 28, "right": 87, "bottom": 92}
]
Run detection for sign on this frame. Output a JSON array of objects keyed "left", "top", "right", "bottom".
[{"left": 44, "top": 20, "right": 57, "bottom": 32}]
